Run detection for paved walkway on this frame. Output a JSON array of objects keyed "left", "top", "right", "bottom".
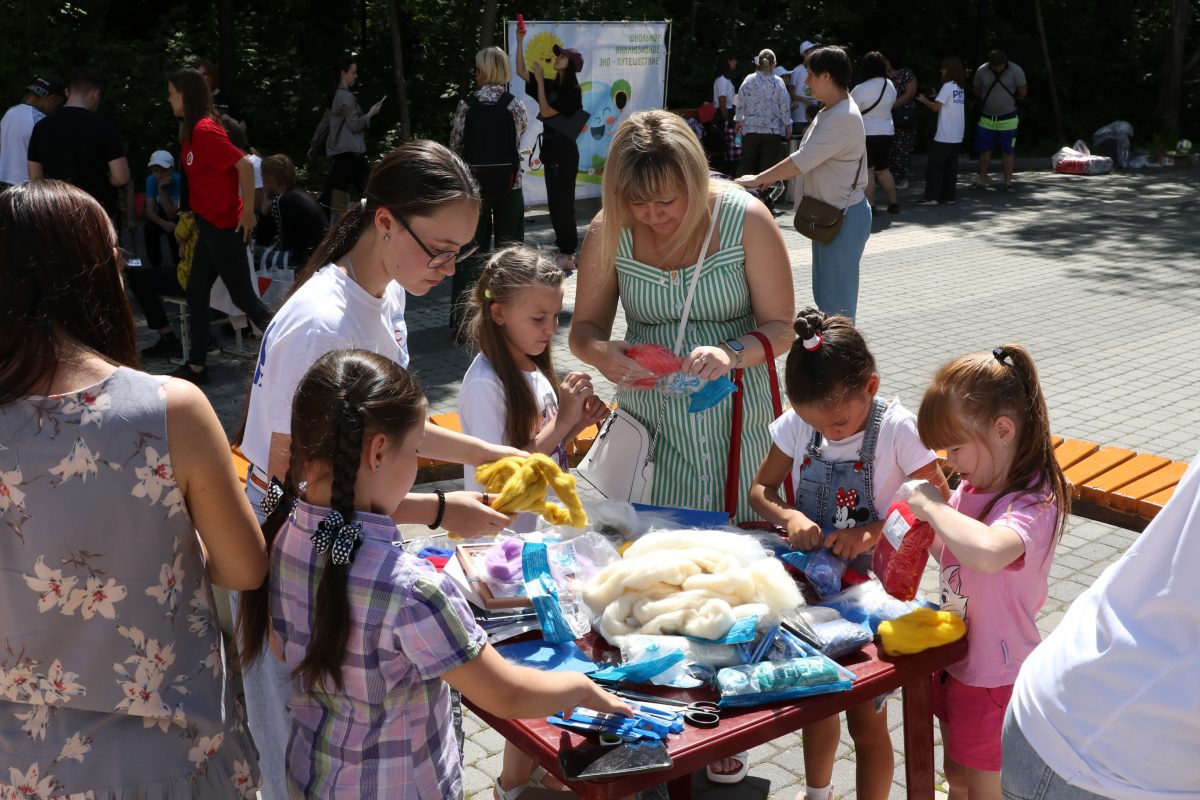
[{"left": 154, "top": 167, "right": 1200, "bottom": 799}]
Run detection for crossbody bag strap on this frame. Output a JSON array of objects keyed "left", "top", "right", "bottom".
[
  {"left": 645, "top": 192, "right": 727, "bottom": 464},
  {"left": 843, "top": 154, "right": 866, "bottom": 213},
  {"left": 860, "top": 79, "right": 889, "bottom": 115},
  {"left": 724, "top": 330, "right": 793, "bottom": 519}
]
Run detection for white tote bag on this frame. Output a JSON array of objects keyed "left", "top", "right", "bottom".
[{"left": 575, "top": 193, "right": 726, "bottom": 503}]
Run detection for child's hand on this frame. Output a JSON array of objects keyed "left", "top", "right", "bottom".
[
  {"left": 904, "top": 481, "right": 946, "bottom": 520},
  {"left": 579, "top": 394, "right": 610, "bottom": 427},
  {"left": 442, "top": 491, "right": 517, "bottom": 535},
  {"left": 566, "top": 676, "right": 633, "bottom": 719},
  {"left": 785, "top": 512, "right": 821, "bottom": 551},
  {"left": 557, "top": 372, "right": 594, "bottom": 427},
  {"left": 824, "top": 527, "right": 876, "bottom": 559}
]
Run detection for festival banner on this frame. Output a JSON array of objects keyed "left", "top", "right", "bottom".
[{"left": 505, "top": 20, "right": 671, "bottom": 205}]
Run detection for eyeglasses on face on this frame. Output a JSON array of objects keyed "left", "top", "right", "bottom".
[{"left": 396, "top": 216, "right": 477, "bottom": 269}]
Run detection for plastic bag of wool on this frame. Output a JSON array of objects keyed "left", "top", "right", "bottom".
[{"left": 582, "top": 530, "right": 804, "bottom": 643}]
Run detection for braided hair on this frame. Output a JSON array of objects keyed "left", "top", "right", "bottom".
[{"left": 236, "top": 349, "right": 426, "bottom": 690}]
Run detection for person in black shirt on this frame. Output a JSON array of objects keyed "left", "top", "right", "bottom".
[
  {"left": 27, "top": 69, "right": 130, "bottom": 221},
  {"left": 194, "top": 58, "right": 245, "bottom": 133},
  {"left": 516, "top": 30, "right": 584, "bottom": 274},
  {"left": 260, "top": 154, "right": 328, "bottom": 266}
]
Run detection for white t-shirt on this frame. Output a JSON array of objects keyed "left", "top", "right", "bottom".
[
  {"left": 850, "top": 77, "right": 897, "bottom": 137},
  {"left": 242, "top": 265, "right": 409, "bottom": 470},
  {"left": 1009, "top": 451, "right": 1200, "bottom": 799},
  {"left": 933, "top": 80, "right": 967, "bottom": 144},
  {"left": 789, "top": 66, "right": 810, "bottom": 124},
  {"left": 713, "top": 75, "right": 736, "bottom": 111},
  {"left": 768, "top": 398, "right": 935, "bottom": 518},
  {"left": 459, "top": 353, "right": 566, "bottom": 533},
  {"left": 247, "top": 152, "right": 264, "bottom": 189},
  {"left": 0, "top": 103, "right": 44, "bottom": 185}
]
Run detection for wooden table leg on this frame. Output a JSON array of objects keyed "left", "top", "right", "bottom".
[
  {"left": 667, "top": 774, "right": 692, "bottom": 800},
  {"left": 902, "top": 676, "right": 936, "bottom": 800}
]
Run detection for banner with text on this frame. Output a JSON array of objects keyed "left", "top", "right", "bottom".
[{"left": 505, "top": 20, "right": 670, "bottom": 206}]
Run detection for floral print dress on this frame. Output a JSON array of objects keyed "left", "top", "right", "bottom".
[{"left": 0, "top": 367, "right": 259, "bottom": 799}]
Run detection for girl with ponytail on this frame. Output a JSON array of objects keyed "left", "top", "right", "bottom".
[
  {"left": 239, "top": 349, "right": 628, "bottom": 797},
  {"left": 748, "top": 307, "right": 949, "bottom": 800},
  {"left": 235, "top": 140, "right": 524, "bottom": 796}
]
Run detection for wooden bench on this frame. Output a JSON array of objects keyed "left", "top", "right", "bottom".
[{"left": 938, "top": 437, "right": 1187, "bottom": 532}]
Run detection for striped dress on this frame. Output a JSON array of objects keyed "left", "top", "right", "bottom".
[{"left": 615, "top": 188, "right": 774, "bottom": 522}]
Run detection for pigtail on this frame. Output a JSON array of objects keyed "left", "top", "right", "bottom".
[
  {"left": 784, "top": 306, "right": 876, "bottom": 407},
  {"left": 235, "top": 437, "right": 302, "bottom": 669},
  {"left": 295, "top": 404, "right": 363, "bottom": 693}
]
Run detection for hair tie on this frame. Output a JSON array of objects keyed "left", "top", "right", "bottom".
[
  {"left": 311, "top": 509, "right": 363, "bottom": 565},
  {"left": 483, "top": 288, "right": 493, "bottom": 300},
  {"left": 993, "top": 346, "right": 1010, "bottom": 365},
  {"left": 803, "top": 332, "right": 823, "bottom": 351},
  {"left": 259, "top": 476, "right": 293, "bottom": 517},
  {"left": 359, "top": 197, "right": 367, "bottom": 210}
]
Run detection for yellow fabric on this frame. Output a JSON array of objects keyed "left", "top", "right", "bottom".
[
  {"left": 877, "top": 607, "right": 966, "bottom": 656},
  {"left": 474, "top": 454, "right": 588, "bottom": 528},
  {"left": 174, "top": 213, "right": 198, "bottom": 289}
]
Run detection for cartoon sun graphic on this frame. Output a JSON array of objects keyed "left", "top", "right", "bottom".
[{"left": 525, "top": 32, "right": 562, "bottom": 81}]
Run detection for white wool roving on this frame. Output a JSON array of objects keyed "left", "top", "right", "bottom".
[{"left": 583, "top": 530, "right": 803, "bottom": 642}]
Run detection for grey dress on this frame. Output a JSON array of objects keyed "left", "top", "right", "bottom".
[{"left": 0, "top": 367, "right": 259, "bottom": 798}]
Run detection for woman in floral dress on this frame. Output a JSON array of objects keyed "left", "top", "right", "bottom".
[{"left": 0, "top": 181, "right": 267, "bottom": 797}]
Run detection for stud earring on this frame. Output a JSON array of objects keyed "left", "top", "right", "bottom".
[
  {"left": 375, "top": 463, "right": 382, "bottom": 471},
  {"left": 384, "top": 234, "right": 391, "bottom": 241}
]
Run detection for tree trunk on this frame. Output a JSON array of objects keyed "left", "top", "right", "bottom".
[
  {"left": 479, "top": 0, "right": 498, "bottom": 49},
  {"left": 388, "top": 0, "right": 411, "bottom": 139},
  {"left": 1158, "top": 0, "right": 1190, "bottom": 136},
  {"left": 1032, "top": 0, "right": 1064, "bottom": 142}
]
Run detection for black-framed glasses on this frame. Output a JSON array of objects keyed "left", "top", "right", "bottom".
[{"left": 397, "top": 216, "right": 477, "bottom": 269}]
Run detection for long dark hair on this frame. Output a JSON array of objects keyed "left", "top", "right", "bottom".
[
  {"left": 716, "top": 50, "right": 735, "bottom": 79},
  {"left": 169, "top": 68, "right": 216, "bottom": 144},
  {"left": 237, "top": 349, "right": 426, "bottom": 689},
  {"left": 328, "top": 54, "right": 357, "bottom": 108},
  {"left": 918, "top": 344, "right": 1071, "bottom": 546},
  {"left": 0, "top": 181, "right": 137, "bottom": 404},
  {"left": 292, "top": 140, "right": 479, "bottom": 295},
  {"left": 465, "top": 245, "right": 564, "bottom": 447},
  {"left": 784, "top": 307, "right": 877, "bottom": 408},
  {"left": 942, "top": 56, "right": 966, "bottom": 91}
]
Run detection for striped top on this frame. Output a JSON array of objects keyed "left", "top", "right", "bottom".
[
  {"left": 270, "top": 501, "right": 487, "bottom": 798},
  {"left": 614, "top": 188, "right": 776, "bottom": 521}
]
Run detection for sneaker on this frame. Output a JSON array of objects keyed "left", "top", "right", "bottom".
[
  {"left": 915, "top": 198, "right": 940, "bottom": 206},
  {"left": 887, "top": 203, "right": 900, "bottom": 214},
  {"left": 554, "top": 252, "right": 577, "bottom": 275},
  {"left": 894, "top": 179, "right": 909, "bottom": 190},
  {"left": 970, "top": 176, "right": 988, "bottom": 189},
  {"left": 170, "top": 363, "right": 210, "bottom": 385},
  {"left": 141, "top": 332, "right": 182, "bottom": 359}
]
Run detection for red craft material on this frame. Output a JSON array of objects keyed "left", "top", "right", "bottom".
[
  {"left": 872, "top": 501, "right": 936, "bottom": 601},
  {"left": 625, "top": 343, "right": 682, "bottom": 389}
]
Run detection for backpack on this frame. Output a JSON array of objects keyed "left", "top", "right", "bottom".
[{"left": 462, "top": 92, "right": 519, "bottom": 203}]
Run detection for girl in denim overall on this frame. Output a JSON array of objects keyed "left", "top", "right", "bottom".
[{"left": 750, "top": 308, "right": 949, "bottom": 800}]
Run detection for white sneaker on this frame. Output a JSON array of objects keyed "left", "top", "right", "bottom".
[
  {"left": 895, "top": 179, "right": 909, "bottom": 190},
  {"left": 554, "top": 252, "right": 577, "bottom": 275}
]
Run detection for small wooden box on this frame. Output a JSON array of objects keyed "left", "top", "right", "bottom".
[{"left": 455, "top": 543, "right": 533, "bottom": 611}]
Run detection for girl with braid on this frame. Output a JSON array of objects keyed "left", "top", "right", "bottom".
[{"left": 238, "top": 350, "right": 628, "bottom": 798}]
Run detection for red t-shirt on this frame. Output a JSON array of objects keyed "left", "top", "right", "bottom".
[{"left": 182, "top": 116, "right": 244, "bottom": 228}]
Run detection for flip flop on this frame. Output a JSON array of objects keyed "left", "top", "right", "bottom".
[{"left": 706, "top": 751, "right": 750, "bottom": 784}]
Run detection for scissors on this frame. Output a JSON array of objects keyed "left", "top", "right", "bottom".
[{"left": 601, "top": 687, "right": 722, "bottom": 728}]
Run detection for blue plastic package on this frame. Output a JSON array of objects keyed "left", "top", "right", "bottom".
[
  {"left": 521, "top": 542, "right": 574, "bottom": 643},
  {"left": 812, "top": 619, "right": 872, "bottom": 659},
  {"left": 780, "top": 548, "right": 847, "bottom": 597},
  {"left": 687, "top": 376, "right": 737, "bottom": 413}
]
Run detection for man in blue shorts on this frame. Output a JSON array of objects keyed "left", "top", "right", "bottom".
[{"left": 972, "top": 50, "right": 1027, "bottom": 191}]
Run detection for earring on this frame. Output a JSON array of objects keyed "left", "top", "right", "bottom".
[
  {"left": 384, "top": 234, "right": 391, "bottom": 241},
  {"left": 375, "top": 463, "right": 382, "bottom": 471}
]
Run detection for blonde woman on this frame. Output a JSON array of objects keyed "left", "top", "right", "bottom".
[
  {"left": 570, "top": 109, "right": 794, "bottom": 524},
  {"left": 448, "top": 46, "right": 528, "bottom": 335}
]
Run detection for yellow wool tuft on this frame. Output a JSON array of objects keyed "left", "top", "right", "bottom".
[
  {"left": 877, "top": 607, "right": 966, "bottom": 656},
  {"left": 474, "top": 454, "right": 588, "bottom": 528}
]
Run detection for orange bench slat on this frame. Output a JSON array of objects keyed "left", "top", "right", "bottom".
[
  {"left": 1109, "top": 461, "right": 1189, "bottom": 512},
  {"left": 1062, "top": 447, "right": 1135, "bottom": 497},
  {"left": 230, "top": 445, "right": 250, "bottom": 488},
  {"left": 1054, "top": 439, "right": 1099, "bottom": 471},
  {"left": 429, "top": 412, "right": 463, "bottom": 433},
  {"left": 1138, "top": 485, "right": 1178, "bottom": 520},
  {"left": 1051, "top": 434, "right": 1064, "bottom": 447},
  {"left": 1079, "top": 453, "right": 1171, "bottom": 505}
]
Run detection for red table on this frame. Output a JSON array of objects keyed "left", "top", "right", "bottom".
[{"left": 466, "top": 636, "right": 967, "bottom": 799}]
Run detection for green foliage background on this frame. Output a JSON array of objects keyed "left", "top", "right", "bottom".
[{"left": 1, "top": 0, "right": 1196, "bottom": 191}]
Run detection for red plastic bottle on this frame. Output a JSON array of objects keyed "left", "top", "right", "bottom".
[{"left": 872, "top": 501, "right": 936, "bottom": 601}]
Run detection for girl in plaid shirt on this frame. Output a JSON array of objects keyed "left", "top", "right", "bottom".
[{"left": 238, "top": 349, "right": 628, "bottom": 798}]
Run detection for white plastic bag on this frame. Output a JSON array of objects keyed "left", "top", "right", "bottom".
[{"left": 1051, "top": 141, "right": 1113, "bottom": 175}]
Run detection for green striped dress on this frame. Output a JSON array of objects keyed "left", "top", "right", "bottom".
[{"left": 614, "top": 188, "right": 775, "bottom": 522}]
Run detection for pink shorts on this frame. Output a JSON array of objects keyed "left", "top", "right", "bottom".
[{"left": 930, "top": 672, "right": 1013, "bottom": 772}]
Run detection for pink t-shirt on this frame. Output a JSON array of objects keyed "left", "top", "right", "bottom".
[{"left": 938, "top": 480, "right": 1059, "bottom": 687}]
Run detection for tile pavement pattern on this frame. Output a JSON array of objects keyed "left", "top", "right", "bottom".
[{"left": 157, "top": 169, "right": 1200, "bottom": 799}]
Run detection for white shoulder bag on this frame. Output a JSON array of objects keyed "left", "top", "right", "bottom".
[{"left": 576, "top": 193, "right": 726, "bottom": 504}]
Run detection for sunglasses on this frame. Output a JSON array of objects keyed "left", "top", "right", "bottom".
[{"left": 397, "top": 216, "right": 477, "bottom": 269}]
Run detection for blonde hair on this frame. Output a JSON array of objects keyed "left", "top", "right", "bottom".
[
  {"left": 465, "top": 245, "right": 565, "bottom": 447},
  {"left": 597, "top": 110, "right": 722, "bottom": 283},
  {"left": 475, "top": 46, "right": 512, "bottom": 86}
]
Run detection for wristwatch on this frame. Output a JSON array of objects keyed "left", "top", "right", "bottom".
[{"left": 720, "top": 338, "right": 745, "bottom": 367}]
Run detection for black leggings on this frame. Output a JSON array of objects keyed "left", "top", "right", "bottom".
[
  {"left": 542, "top": 144, "right": 579, "bottom": 255},
  {"left": 186, "top": 216, "right": 272, "bottom": 365}
]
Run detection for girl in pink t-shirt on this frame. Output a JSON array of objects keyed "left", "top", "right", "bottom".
[{"left": 904, "top": 344, "right": 1070, "bottom": 799}]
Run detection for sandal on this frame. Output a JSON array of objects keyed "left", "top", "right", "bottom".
[
  {"left": 706, "top": 750, "right": 750, "bottom": 784},
  {"left": 530, "top": 765, "right": 569, "bottom": 791}
]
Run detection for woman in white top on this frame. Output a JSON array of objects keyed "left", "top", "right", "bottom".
[
  {"left": 850, "top": 51, "right": 899, "bottom": 213},
  {"left": 712, "top": 51, "right": 738, "bottom": 175},
  {"left": 736, "top": 46, "right": 871, "bottom": 321}
]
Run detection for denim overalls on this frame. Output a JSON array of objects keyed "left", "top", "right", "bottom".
[{"left": 795, "top": 398, "right": 887, "bottom": 573}]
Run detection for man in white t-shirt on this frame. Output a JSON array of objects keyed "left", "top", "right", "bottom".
[
  {"left": 1003, "top": 450, "right": 1200, "bottom": 800},
  {"left": 788, "top": 40, "right": 819, "bottom": 136},
  {"left": 0, "top": 75, "right": 65, "bottom": 188}
]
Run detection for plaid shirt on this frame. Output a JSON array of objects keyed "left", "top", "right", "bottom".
[{"left": 270, "top": 501, "right": 487, "bottom": 798}]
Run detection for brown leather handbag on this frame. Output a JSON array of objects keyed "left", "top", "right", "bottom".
[{"left": 793, "top": 154, "right": 866, "bottom": 244}]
